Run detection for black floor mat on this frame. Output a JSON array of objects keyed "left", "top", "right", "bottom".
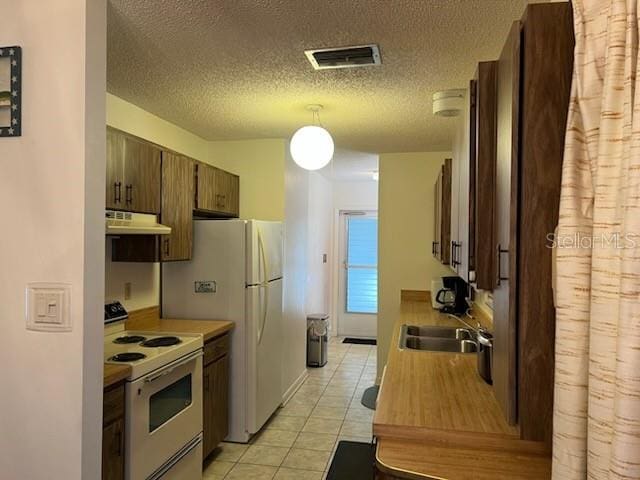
[
  {"left": 326, "top": 441, "right": 375, "bottom": 480},
  {"left": 361, "top": 385, "right": 379, "bottom": 410},
  {"left": 342, "top": 337, "right": 377, "bottom": 345}
]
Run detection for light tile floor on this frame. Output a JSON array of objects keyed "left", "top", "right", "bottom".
[{"left": 203, "top": 336, "right": 376, "bottom": 480}]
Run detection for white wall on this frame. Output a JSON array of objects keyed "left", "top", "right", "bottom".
[
  {"left": 0, "top": 1, "right": 105, "bottom": 478},
  {"left": 282, "top": 145, "right": 310, "bottom": 397},
  {"left": 306, "top": 172, "right": 333, "bottom": 315},
  {"left": 333, "top": 181, "right": 379, "bottom": 211}
]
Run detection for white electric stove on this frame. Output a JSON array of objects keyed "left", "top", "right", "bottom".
[
  {"left": 104, "top": 302, "right": 204, "bottom": 480},
  {"left": 104, "top": 325, "right": 204, "bottom": 380}
]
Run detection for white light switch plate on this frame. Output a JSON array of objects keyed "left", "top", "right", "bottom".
[{"left": 26, "top": 283, "right": 72, "bottom": 332}]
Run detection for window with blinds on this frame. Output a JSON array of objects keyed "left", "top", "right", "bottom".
[{"left": 346, "top": 216, "right": 378, "bottom": 314}]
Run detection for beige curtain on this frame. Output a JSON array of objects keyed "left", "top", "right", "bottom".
[{"left": 553, "top": 0, "right": 640, "bottom": 479}]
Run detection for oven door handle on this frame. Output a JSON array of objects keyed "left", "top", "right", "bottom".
[{"left": 143, "top": 350, "right": 203, "bottom": 385}]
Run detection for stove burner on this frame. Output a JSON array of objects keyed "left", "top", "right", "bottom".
[
  {"left": 141, "top": 336, "right": 182, "bottom": 348},
  {"left": 113, "top": 335, "right": 147, "bottom": 344},
  {"left": 110, "top": 352, "right": 147, "bottom": 362}
]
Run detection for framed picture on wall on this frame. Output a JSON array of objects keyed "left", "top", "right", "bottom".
[{"left": 0, "top": 46, "right": 21, "bottom": 137}]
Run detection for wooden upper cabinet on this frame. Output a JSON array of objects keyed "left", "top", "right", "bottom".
[
  {"left": 468, "top": 79, "right": 477, "bottom": 280},
  {"left": 433, "top": 171, "right": 442, "bottom": 260},
  {"left": 493, "top": 20, "right": 521, "bottom": 428},
  {"left": 492, "top": 3, "right": 573, "bottom": 444},
  {"left": 473, "top": 61, "right": 498, "bottom": 291},
  {"left": 161, "top": 152, "right": 194, "bottom": 261},
  {"left": 122, "top": 136, "right": 161, "bottom": 214},
  {"left": 218, "top": 170, "right": 240, "bottom": 217},
  {"left": 106, "top": 129, "right": 125, "bottom": 210},
  {"left": 106, "top": 128, "right": 161, "bottom": 214},
  {"left": 433, "top": 159, "right": 452, "bottom": 265},
  {"left": 196, "top": 162, "right": 240, "bottom": 217}
]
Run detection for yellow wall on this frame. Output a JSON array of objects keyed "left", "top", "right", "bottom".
[
  {"left": 209, "top": 139, "right": 286, "bottom": 220},
  {"left": 377, "top": 151, "right": 453, "bottom": 380},
  {"left": 106, "top": 93, "right": 210, "bottom": 162}
]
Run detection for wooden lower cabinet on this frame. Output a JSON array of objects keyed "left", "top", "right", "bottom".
[
  {"left": 203, "top": 334, "right": 230, "bottom": 460},
  {"left": 102, "top": 383, "right": 125, "bottom": 480}
]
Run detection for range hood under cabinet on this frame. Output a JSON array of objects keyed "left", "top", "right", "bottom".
[{"left": 105, "top": 210, "right": 171, "bottom": 236}]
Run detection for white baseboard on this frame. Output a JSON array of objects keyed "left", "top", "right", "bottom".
[{"left": 281, "top": 369, "right": 308, "bottom": 406}]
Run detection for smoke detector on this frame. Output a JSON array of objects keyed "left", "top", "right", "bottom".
[
  {"left": 305, "top": 44, "right": 382, "bottom": 70},
  {"left": 433, "top": 89, "right": 465, "bottom": 117}
]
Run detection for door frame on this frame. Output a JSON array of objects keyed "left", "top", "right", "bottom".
[{"left": 331, "top": 208, "right": 378, "bottom": 338}]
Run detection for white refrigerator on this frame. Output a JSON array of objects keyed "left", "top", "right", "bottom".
[{"left": 162, "top": 219, "right": 284, "bottom": 443}]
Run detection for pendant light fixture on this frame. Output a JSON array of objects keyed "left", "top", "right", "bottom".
[{"left": 290, "top": 104, "right": 334, "bottom": 170}]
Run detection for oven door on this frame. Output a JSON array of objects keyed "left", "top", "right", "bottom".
[{"left": 126, "top": 350, "right": 203, "bottom": 480}]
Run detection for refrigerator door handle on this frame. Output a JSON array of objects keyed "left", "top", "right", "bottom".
[
  {"left": 257, "top": 230, "right": 269, "bottom": 345},
  {"left": 257, "top": 228, "right": 270, "bottom": 283}
]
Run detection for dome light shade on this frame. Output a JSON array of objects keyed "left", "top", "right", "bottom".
[{"left": 290, "top": 125, "right": 334, "bottom": 170}]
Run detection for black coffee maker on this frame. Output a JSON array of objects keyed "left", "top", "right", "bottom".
[{"left": 435, "top": 276, "right": 469, "bottom": 315}]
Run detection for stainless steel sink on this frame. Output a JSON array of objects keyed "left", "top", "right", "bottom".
[
  {"left": 403, "top": 336, "right": 478, "bottom": 353},
  {"left": 398, "top": 324, "right": 478, "bottom": 353},
  {"left": 405, "top": 325, "right": 474, "bottom": 340}
]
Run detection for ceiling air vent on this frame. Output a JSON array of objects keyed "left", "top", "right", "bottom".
[{"left": 305, "top": 44, "right": 381, "bottom": 70}]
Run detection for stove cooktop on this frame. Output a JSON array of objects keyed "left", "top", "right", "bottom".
[
  {"left": 141, "top": 336, "right": 182, "bottom": 348},
  {"left": 104, "top": 329, "right": 203, "bottom": 381},
  {"left": 110, "top": 352, "right": 147, "bottom": 362},
  {"left": 113, "top": 335, "right": 147, "bottom": 344}
]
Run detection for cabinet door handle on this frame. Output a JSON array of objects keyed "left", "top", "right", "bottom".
[
  {"left": 114, "top": 182, "right": 121, "bottom": 203},
  {"left": 496, "top": 244, "right": 509, "bottom": 285},
  {"left": 452, "top": 242, "right": 462, "bottom": 267},
  {"left": 451, "top": 241, "right": 456, "bottom": 266},
  {"left": 164, "top": 238, "right": 170, "bottom": 257},
  {"left": 125, "top": 184, "right": 132, "bottom": 205}
]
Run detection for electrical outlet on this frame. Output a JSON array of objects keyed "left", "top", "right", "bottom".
[{"left": 124, "top": 282, "right": 132, "bottom": 300}]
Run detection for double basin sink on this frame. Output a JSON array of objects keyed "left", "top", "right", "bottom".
[{"left": 399, "top": 324, "right": 477, "bottom": 353}]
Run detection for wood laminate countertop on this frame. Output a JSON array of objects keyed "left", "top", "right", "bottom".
[
  {"left": 374, "top": 300, "right": 550, "bottom": 479},
  {"left": 103, "top": 363, "right": 131, "bottom": 389},
  {"left": 125, "top": 306, "right": 235, "bottom": 342},
  {"left": 140, "top": 318, "right": 234, "bottom": 342}
]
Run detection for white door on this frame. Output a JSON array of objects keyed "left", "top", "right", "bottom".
[{"left": 337, "top": 211, "right": 378, "bottom": 337}]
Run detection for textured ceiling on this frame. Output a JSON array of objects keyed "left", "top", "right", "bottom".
[{"left": 107, "top": 0, "right": 529, "bottom": 153}]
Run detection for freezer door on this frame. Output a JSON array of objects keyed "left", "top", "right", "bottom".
[
  {"left": 246, "top": 221, "right": 283, "bottom": 285},
  {"left": 246, "top": 278, "right": 283, "bottom": 433}
]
